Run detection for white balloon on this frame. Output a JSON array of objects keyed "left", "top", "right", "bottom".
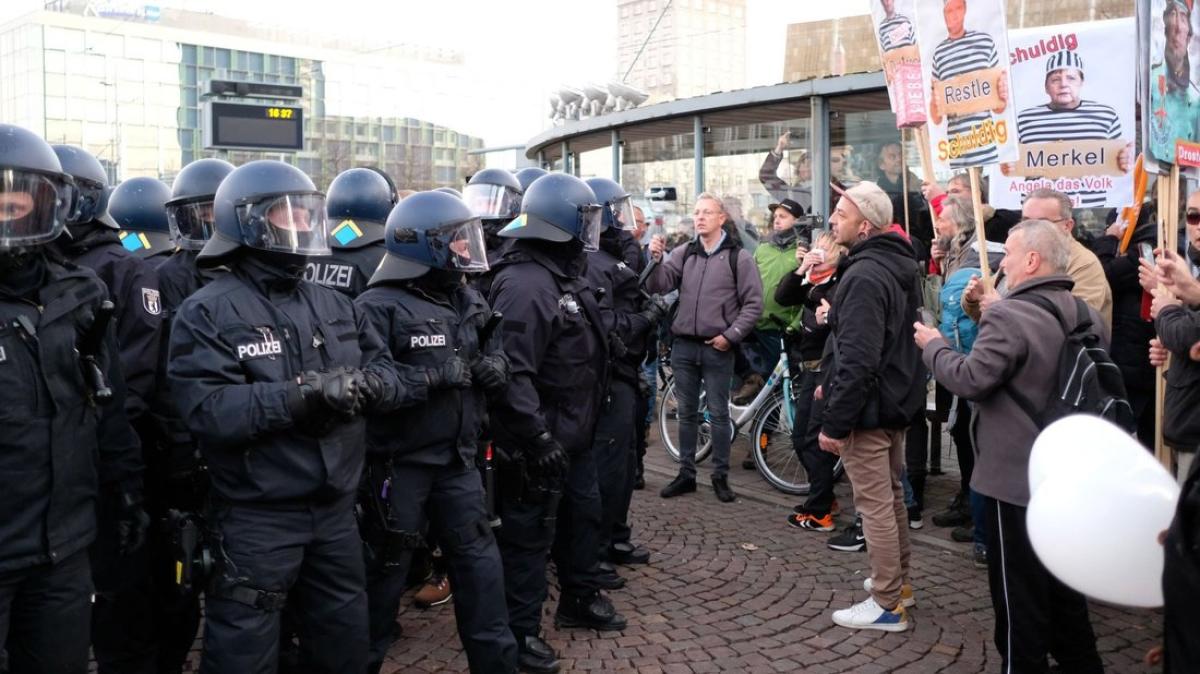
[
  {"left": 1026, "top": 457, "right": 1179, "bottom": 608},
  {"left": 1028, "top": 415, "right": 1148, "bottom": 496}
]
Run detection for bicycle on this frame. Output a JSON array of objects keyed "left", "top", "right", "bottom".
[{"left": 657, "top": 325, "right": 844, "bottom": 495}]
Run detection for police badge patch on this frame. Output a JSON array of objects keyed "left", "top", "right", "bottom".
[{"left": 142, "top": 288, "right": 162, "bottom": 316}]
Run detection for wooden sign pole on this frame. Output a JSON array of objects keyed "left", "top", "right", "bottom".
[
  {"left": 1155, "top": 165, "right": 1180, "bottom": 469},
  {"left": 901, "top": 128, "right": 912, "bottom": 236},
  {"left": 915, "top": 125, "right": 937, "bottom": 184},
  {"left": 968, "top": 166, "right": 992, "bottom": 282}
]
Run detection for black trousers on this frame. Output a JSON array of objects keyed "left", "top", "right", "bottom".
[
  {"left": 983, "top": 497, "right": 1103, "bottom": 674},
  {"left": 495, "top": 444, "right": 602, "bottom": 639},
  {"left": 904, "top": 413, "right": 928, "bottom": 512},
  {"left": 0, "top": 549, "right": 92, "bottom": 674},
  {"left": 201, "top": 498, "right": 367, "bottom": 674},
  {"left": 595, "top": 379, "right": 638, "bottom": 552},
  {"left": 365, "top": 461, "right": 516, "bottom": 674},
  {"left": 792, "top": 369, "right": 839, "bottom": 515},
  {"left": 1164, "top": 460, "right": 1200, "bottom": 674}
]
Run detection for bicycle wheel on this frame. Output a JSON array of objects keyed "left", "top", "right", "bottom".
[
  {"left": 751, "top": 393, "right": 811, "bottom": 495},
  {"left": 657, "top": 379, "right": 714, "bottom": 464}
]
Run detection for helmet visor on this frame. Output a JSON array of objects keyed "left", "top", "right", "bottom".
[
  {"left": 166, "top": 198, "right": 216, "bottom": 250},
  {"left": 463, "top": 183, "right": 521, "bottom": 220},
  {"left": 579, "top": 204, "right": 603, "bottom": 252},
  {"left": 428, "top": 218, "right": 489, "bottom": 273},
  {"left": 236, "top": 192, "right": 331, "bottom": 256},
  {"left": 67, "top": 178, "right": 106, "bottom": 225},
  {"left": 0, "top": 169, "right": 73, "bottom": 249},
  {"left": 608, "top": 195, "right": 637, "bottom": 232}
]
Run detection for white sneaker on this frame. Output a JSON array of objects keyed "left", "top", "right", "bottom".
[
  {"left": 831, "top": 596, "right": 909, "bottom": 632},
  {"left": 863, "top": 578, "right": 916, "bottom": 608}
]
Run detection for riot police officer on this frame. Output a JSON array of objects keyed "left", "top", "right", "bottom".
[
  {"left": 0, "top": 123, "right": 145, "bottom": 673},
  {"left": 167, "top": 160, "right": 430, "bottom": 673},
  {"left": 434, "top": 186, "right": 463, "bottom": 198},
  {"left": 52, "top": 144, "right": 163, "bottom": 673},
  {"left": 357, "top": 190, "right": 517, "bottom": 674},
  {"left": 489, "top": 173, "right": 625, "bottom": 674},
  {"left": 305, "top": 167, "right": 394, "bottom": 298},
  {"left": 583, "top": 177, "right": 663, "bottom": 570},
  {"left": 513, "top": 167, "right": 548, "bottom": 194},
  {"left": 159, "top": 158, "right": 235, "bottom": 310},
  {"left": 464, "top": 167, "right": 522, "bottom": 253},
  {"left": 110, "top": 176, "right": 176, "bottom": 265}
]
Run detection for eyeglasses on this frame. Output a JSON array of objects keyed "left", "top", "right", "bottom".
[{"left": 1187, "top": 209, "right": 1200, "bottom": 226}]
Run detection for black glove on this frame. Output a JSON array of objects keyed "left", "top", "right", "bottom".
[
  {"left": 426, "top": 356, "right": 472, "bottom": 390},
  {"left": 529, "top": 432, "right": 569, "bottom": 480},
  {"left": 116, "top": 492, "right": 150, "bottom": 556},
  {"left": 470, "top": 352, "right": 511, "bottom": 392},
  {"left": 637, "top": 294, "right": 671, "bottom": 324},
  {"left": 297, "top": 368, "right": 363, "bottom": 417},
  {"left": 355, "top": 369, "right": 386, "bottom": 411}
]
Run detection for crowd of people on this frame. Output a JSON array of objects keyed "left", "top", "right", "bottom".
[{"left": 1, "top": 112, "right": 1198, "bottom": 674}]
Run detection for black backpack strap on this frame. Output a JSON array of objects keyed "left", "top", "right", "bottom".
[{"left": 1002, "top": 291, "right": 1067, "bottom": 431}]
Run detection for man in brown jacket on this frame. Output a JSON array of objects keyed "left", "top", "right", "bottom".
[{"left": 914, "top": 219, "right": 1104, "bottom": 674}]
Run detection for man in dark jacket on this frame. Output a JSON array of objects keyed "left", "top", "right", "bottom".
[
  {"left": 305, "top": 167, "right": 394, "bottom": 299},
  {"left": 647, "top": 192, "right": 764, "bottom": 503},
  {"left": 488, "top": 173, "right": 624, "bottom": 674},
  {"left": 819, "top": 181, "right": 924, "bottom": 632},
  {"left": 356, "top": 191, "right": 517, "bottom": 674},
  {"left": 52, "top": 144, "right": 164, "bottom": 673},
  {"left": 0, "top": 124, "right": 145, "bottom": 673},
  {"left": 167, "top": 161, "right": 428, "bottom": 673},
  {"left": 915, "top": 219, "right": 1104, "bottom": 673}
]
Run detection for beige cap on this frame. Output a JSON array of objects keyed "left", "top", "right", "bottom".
[{"left": 831, "top": 181, "right": 893, "bottom": 229}]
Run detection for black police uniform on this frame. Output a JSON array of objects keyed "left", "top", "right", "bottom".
[
  {"left": 487, "top": 240, "right": 610, "bottom": 640},
  {"left": 357, "top": 280, "right": 517, "bottom": 674},
  {"left": 0, "top": 254, "right": 144, "bottom": 673},
  {"left": 585, "top": 233, "right": 656, "bottom": 560},
  {"left": 168, "top": 257, "right": 427, "bottom": 674},
  {"left": 110, "top": 176, "right": 176, "bottom": 267},
  {"left": 304, "top": 233, "right": 385, "bottom": 298}
]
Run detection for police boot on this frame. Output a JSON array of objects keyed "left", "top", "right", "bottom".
[
  {"left": 517, "top": 633, "right": 560, "bottom": 674},
  {"left": 594, "top": 561, "right": 626, "bottom": 590},
  {"left": 554, "top": 591, "right": 627, "bottom": 631},
  {"left": 609, "top": 542, "right": 651, "bottom": 566}
]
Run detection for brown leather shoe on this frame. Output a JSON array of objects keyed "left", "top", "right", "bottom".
[
  {"left": 731, "top": 373, "right": 765, "bottom": 405},
  {"left": 413, "top": 573, "right": 452, "bottom": 608}
]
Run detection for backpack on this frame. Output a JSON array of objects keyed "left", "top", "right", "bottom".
[
  {"left": 677, "top": 234, "right": 741, "bottom": 288},
  {"left": 939, "top": 267, "right": 980, "bottom": 354},
  {"left": 1006, "top": 293, "right": 1135, "bottom": 432}
]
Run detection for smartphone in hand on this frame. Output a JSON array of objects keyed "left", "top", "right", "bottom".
[{"left": 1139, "top": 242, "right": 1155, "bottom": 267}]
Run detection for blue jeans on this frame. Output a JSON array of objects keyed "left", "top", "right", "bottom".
[{"left": 671, "top": 338, "right": 735, "bottom": 480}]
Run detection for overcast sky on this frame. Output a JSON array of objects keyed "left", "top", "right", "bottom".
[{"left": 0, "top": 0, "right": 869, "bottom": 145}]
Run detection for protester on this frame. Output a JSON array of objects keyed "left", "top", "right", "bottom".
[
  {"left": 759, "top": 131, "right": 813, "bottom": 213},
  {"left": 820, "top": 181, "right": 924, "bottom": 631},
  {"left": 647, "top": 193, "right": 764, "bottom": 503},
  {"left": 778, "top": 230, "right": 847, "bottom": 532},
  {"left": 916, "top": 218, "right": 1105, "bottom": 673}
]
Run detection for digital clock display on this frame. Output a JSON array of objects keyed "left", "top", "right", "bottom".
[{"left": 204, "top": 101, "right": 304, "bottom": 151}]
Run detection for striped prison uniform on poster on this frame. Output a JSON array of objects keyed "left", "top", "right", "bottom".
[
  {"left": 1016, "top": 101, "right": 1121, "bottom": 208},
  {"left": 932, "top": 31, "right": 1001, "bottom": 169},
  {"left": 878, "top": 14, "right": 916, "bottom": 52}
]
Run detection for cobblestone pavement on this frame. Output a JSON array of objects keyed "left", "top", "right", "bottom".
[{"left": 375, "top": 431, "right": 1164, "bottom": 673}]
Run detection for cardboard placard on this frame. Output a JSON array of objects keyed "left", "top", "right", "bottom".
[
  {"left": 1145, "top": 0, "right": 1200, "bottom": 169},
  {"left": 1176, "top": 140, "right": 1200, "bottom": 169},
  {"left": 1009, "top": 140, "right": 1129, "bottom": 178},
  {"left": 933, "top": 67, "right": 1006, "bottom": 118},
  {"left": 870, "top": 1, "right": 927, "bottom": 128}
]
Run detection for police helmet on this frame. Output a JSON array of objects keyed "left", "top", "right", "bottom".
[
  {"left": 324, "top": 168, "right": 392, "bottom": 250},
  {"left": 109, "top": 177, "right": 175, "bottom": 258},
  {"left": 464, "top": 168, "right": 522, "bottom": 224},
  {"left": 165, "top": 158, "right": 235, "bottom": 251},
  {"left": 433, "top": 187, "right": 462, "bottom": 199},
  {"left": 499, "top": 173, "right": 602, "bottom": 251},
  {"left": 0, "top": 125, "right": 76, "bottom": 251},
  {"left": 198, "top": 160, "right": 330, "bottom": 262},
  {"left": 513, "top": 167, "right": 548, "bottom": 193},
  {"left": 52, "top": 145, "right": 116, "bottom": 228},
  {"left": 370, "top": 190, "right": 488, "bottom": 285},
  {"left": 584, "top": 177, "right": 636, "bottom": 232}
]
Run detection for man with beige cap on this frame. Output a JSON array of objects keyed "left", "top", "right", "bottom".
[{"left": 816, "top": 181, "right": 926, "bottom": 631}]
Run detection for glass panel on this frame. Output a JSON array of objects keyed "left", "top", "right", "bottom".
[
  {"left": 216, "top": 48, "right": 231, "bottom": 69},
  {"left": 621, "top": 122, "right": 696, "bottom": 239},
  {"left": 579, "top": 147, "right": 614, "bottom": 181}
]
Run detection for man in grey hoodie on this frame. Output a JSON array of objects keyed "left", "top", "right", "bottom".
[{"left": 647, "top": 193, "right": 763, "bottom": 503}]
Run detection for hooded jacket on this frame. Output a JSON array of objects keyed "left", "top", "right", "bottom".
[
  {"left": 645, "top": 234, "right": 763, "bottom": 345},
  {"left": 821, "top": 232, "right": 926, "bottom": 439}
]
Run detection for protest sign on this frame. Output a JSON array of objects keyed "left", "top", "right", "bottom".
[
  {"left": 986, "top": 19, "right": 1136, "bottom": 209},
  {"left": 869, "top": 0, "right": 927, "bottom": 128},
  {"left": 1146, "top": 0, "right": 1200, "bottom": 168},
  {"left": 914, "top": 0, "right": 1019, "bottom": 172}
]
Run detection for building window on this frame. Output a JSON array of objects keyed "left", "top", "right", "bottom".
[{"left": 216, "top": 49, "right": 231, "bottom": 69}]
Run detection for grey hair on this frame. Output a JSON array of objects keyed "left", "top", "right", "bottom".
[
  {"left": 1026, "top": 188, "right": 1073, "bottom": 222},
  {"left": 941, "top": 195, "right": 977, "bottom": 251},
  {"left": 695, "top": 192, "right": 729, "bottom": 217},
  {"left": 1010, "top": 218, "right": 1070, "bottom": 274}
]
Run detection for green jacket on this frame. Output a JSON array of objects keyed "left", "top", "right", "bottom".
[{"left": 753, "top": 241, "right": 802, "bottom": 332}]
